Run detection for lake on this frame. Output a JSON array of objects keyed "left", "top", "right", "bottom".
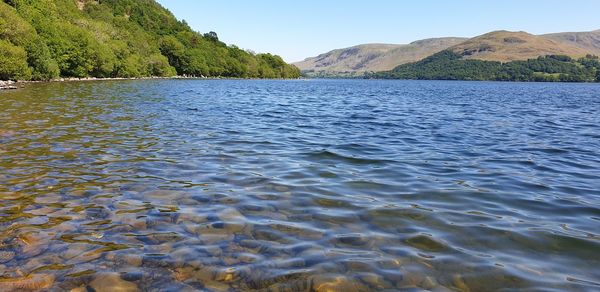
[{"left": 0, "top": 79, "right": 599, "bottom": 291}]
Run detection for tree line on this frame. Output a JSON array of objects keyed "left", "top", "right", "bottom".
[
  {"left": 369, "top": 50, "right": 600, "bottom": 82},
  {"left": 0, "top": 0, "right": 300, "bottom": 81}
]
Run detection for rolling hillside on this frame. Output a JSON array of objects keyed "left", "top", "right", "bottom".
[
  {"left": 297, "top": 29, "right": 600, "bottom": 77},
  {"left": 294, "top": 37, "right": 466, "bottom": 75},
  {"left": 543, "top": 29, "right": 600, "bottom": 55},
  {"left": 371, "top": 50, "right": 600, "bottom": 82},
  {"left": 450, "top": 30, "right": 592, "bottom": 62},
  {"left": 0, "top": 0, "right": 300, "bottom": 81}
]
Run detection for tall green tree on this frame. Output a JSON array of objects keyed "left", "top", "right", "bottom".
[
  {"left": 26, "top": 38, "right": 60, "bottom": 80},
  {"left": 0, "top": 0, "right": 300, "bottom": 80},
  {"left": 0, "top": 40, "right": 31, "bottom": 80},
  {"left": 372, "top": 51, "right": 600, "bottom": 82}
]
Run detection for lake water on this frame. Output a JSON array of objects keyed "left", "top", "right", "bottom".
[{"left": 0, "top": 79, "right": 599, "bottom": 291}]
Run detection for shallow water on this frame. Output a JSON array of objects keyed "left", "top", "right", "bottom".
[{"left": 0, "top": 79, "right": 599, "bottom": 291}]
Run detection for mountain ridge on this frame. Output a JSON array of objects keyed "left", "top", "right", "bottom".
[
  {"left": 542, "top": 29, "right": 600, "bottom": 55},
  {"left": 296, "top": 29, "right": 600, "bottom": 76},
  {"left": 449, "top": 30, "right": 592, "bottom": 62},
  {"left": 294, "top": 37, "right": 467, "bottom": 75}
]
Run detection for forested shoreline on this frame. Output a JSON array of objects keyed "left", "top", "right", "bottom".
[
  {"left": 369, "top": 51, "right": 600, "bottom": 82},
  {"left": 0, "top": 0, "right": 300, "bottom": 81}
]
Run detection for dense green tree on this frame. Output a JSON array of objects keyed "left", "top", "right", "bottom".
[
  {"left": 203, "top": 31, "right": 219, "bottom": 42},
  {"left": 0, "top": 0, "right": 300, "bottom": 80},
  {"left": 26, "top": 38, "right": 60, "bottom": 80},
  {"left": 146, "top": 53, "right": 176, "bottom": 77},
  {"left": 91, "top": 43, "right": 118, "bottom": 78},
  {"left": 371, "top": 51, "right": 600, "bottom": 82},
  {"left": 159, "top": 36, "right": 187, "bottom": 73},
  {"left": 115, "top": 54, "right": 144, "bottom": 78},
  {"left": 0, "top": 2, "right": 36, "bottom": 46},
  {"left": 0, "top": 40, "right": 31, "bottom": 80}
]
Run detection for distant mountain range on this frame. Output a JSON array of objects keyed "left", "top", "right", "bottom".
[
  {"left": 543, "top": 30, "right": 600, "bottom": 54},
  {"left": 295, "top": 29, "right": 600, "bottom": 77},
  {"left": 293, "top": 38, "right": 467, "bottom": 74}
]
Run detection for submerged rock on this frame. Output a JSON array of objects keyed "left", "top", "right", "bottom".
[
  {"left": 123, "top": 254, "right": 143, "bottom": 267},
  {"left": 0, "top": 251, "right": 15, "bottom": 263},
  {"left": 405, "top": 235, "right": 447, "bottom": 252},
  {"left": 18, "top": 232, "right": 49, "bottom": 258},
  {"left": 452, "top": 274, "right": 470, "bottom": 292},
  {"left": 217, "top": 207, "right": 247, "bottom": 223},
  {"left": 0, "top": 274, "right": 55, "bottom": 291},
  {"left": 184, "top": 207, "right": 252, "bottom": 244},
  {"left": 358, "top": 273, "right": 392, "bottom": 289},
  {"left": 177, "top": 212, "right": 210, "bottom": 224},
  {"left": 311, "top": 275, "right": 368, "bottom": 292},
  {"left": 333, "top": 234, "right": 370, "bottom": 247},
  {"left": 143, "top": 190, "right": 187, "bottom": 201},
  {"left": 90, "top": 273, "right": 139, "bottom": 292},
  {"left": 135, "top": 232, "right": 182, "bottom": 245},
  {"left": 214, "top": 267, "right": 239, "bottom": 282},
  {"left": 421, "top": 276, "right": 438, "bottom": 289},
  {"left": 172, "top": 264, "right": 245, "bottom": 290},
  {"left": 62, "top": 243, "right": 93, "bottom": 261}
]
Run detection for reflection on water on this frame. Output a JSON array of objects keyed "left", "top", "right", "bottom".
[{"left": 0, "top": 79, "right": 599, "bottom": 291}]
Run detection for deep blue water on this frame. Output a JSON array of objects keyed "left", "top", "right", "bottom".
[{"left": 0, "top": 79, "right": 599, "bottom": 291}]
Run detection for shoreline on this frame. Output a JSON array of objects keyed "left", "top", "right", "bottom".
[
  {"left": 0, "top": 80, "right": 18, "bottom": 90},
  {"left": 2, "top": 77, "right": 184, "bottom": 89},
  {"left": 304, "top": 76, "right": 600, "bottom": 84},
  {"left": 1, "top": 76, "right": 306, "bottom": 89},
  {"left": 3, "top": 77, "right": 599, "bottom": 90},
  {"left": 18, "top": 76, "right": 207, "bottom": 84}
]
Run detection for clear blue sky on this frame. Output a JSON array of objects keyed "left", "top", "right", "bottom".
[{"left": 156, "top": 0, "right": 600, "bottom": 63}]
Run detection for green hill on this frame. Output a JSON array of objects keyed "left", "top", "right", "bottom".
[
  {"left": 298, "top": 29, "right": 600, "bottom": 81},
  {"left": 293, "top": 38, "right": 468, "bottom": 76},
  {"left": 0, "top": 0, "right": 300, "bottom": 81},
  {"left": 543, "top": 30, "right": 600, "bottom": 55},
  {"left": 447, "top": 30, "right": 592, "bottom": 62},
  {"left": 370, "top": 50, "right": 600, "bottom": 82}
]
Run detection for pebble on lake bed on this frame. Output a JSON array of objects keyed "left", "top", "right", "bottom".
[
  {"left": 311, "top": 275, "right": 369, "bottom": 292},
  {"left": 171, "top": 266, "right": 231, "bottom": 291},
  {"left": 0, "top": 251, "right": 16, "bottom": 263},
  {"left": 217, "top": 207, "right": 246, "bottom": 222},
  {"left": 123, "top": 254, "right": 143, "bottom": 267},
  {"left": 90, "top": 273, "right": 139, "bottom": 292},
  {"left": 452, "top": 274, "right": 471, "bottom": 292},
  {"left": 405, "top": 234, "right": 447, "bottom": 252},
  {"left": 0, "top": 274, "right": 55, "bottom": 291},
  {"left": 0, "top": 130, "right": 15, "bottom": 137},
  {"left": 18, "top": 232, "right": 49, "bottom": 258},
  {"left": 357, "top": 273, "right": 392, "bottom": 289}
]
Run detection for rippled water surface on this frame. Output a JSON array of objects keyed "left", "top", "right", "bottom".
[{"left": 1, "top": 79, "right": 599, "bottom": 291}]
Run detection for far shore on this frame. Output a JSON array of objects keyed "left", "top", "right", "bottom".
[
  {"left": 1, "top": 76, "right": 306, "bottom": 89},
  {"left": 3, "top": 77, "right": 599, "bottom": 90},
  {"left": 1, "top": 76, "right": 198, "bottom": 90},
  {"left": 0, "top": 80, "right": 18, "bottom": 90},
  {"left": 10, "top": 75, "right": 205, "bottom": 84}
]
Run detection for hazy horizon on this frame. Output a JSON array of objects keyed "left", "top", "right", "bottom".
[{"left": 156, "top": 0, "right": 600, "bottom": 62}]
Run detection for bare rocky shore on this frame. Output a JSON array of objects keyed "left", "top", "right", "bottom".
[
  {"left": 1, "top": 76, "right": 299, "bottom": 91},
  {"left": 0, "top": 80, "right": 17, "bottom": 90},
  {"left": 0, "top": 76, "right": 207, "bottom": 90}
]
